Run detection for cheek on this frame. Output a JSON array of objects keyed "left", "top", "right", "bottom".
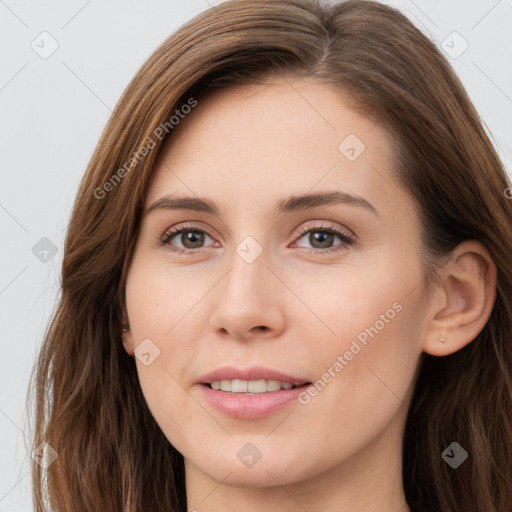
[
  {"left": 123, "top": 255, "right": 213, "bottom": 435},
  {"left": 288, "top": 252, "right": 423, "bottom": 416},
  {"left": 125, "top": 255, "right": 208, "bottom": 344}
]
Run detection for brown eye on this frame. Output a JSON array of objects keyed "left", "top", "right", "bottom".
[
  {"left": 177, "top": 230, "right": 205, "bottom": 249},
  {"left": 161, "top": 225, "right": 215, "bottom": 253},
  {"left": 294, "top": 225, "right": 354, "bottom": 253},
  {"left": 305, "top": 230, "right": 335, "bottom": 249}
]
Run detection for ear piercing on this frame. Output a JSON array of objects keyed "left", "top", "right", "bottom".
[{"left": 439, "top": 337, "right": 446, "bottom": 343}]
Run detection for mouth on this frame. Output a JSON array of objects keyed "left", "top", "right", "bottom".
[
  {"left": 196, "top": 366, "right": 311, "bottom": 392},
  {"left": 198, "top": 379, "right": 314, "bottom": 419},
  {"left": 201, "top": 379, "right": 312, "bottom": 395}
]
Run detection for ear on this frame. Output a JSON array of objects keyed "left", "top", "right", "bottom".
[
  {"left": 121, "top": 321, "right": 135, "bottom": 357},
  {"left": 422, "top": 240, "right": 497, "bottom": 356}
]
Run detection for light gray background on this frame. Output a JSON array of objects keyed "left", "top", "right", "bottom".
[{"left": 1, "top": 1, "right": 511, "bottom": 510}]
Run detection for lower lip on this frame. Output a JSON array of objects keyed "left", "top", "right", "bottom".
[{"left": 197, "top": 383, "right": 310, "bottom": 419}]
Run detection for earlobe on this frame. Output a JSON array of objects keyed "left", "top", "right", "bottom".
[
  {"left": 422, "top": 240, "right": 497, "bottom": 357},
  {"left": 122, "top": 327, "right": 135, "bottom": 356}
]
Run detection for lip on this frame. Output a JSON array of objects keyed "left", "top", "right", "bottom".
[
  {"left": 195, "top": 366, "right": 312, "bottom": 419},
  {"left": 197, "top": 382, "right": 311, "bottom": 419},
  {"left": 196, "top": 365, "right": 310, "bottom": 387}
]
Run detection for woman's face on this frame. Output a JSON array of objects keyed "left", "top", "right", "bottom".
[{"left": 122, "top": 77, "right": 429, "bottom": 494}]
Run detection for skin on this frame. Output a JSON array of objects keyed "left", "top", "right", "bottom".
[{"left": 121, "top": 76, "right": 496, "bottom": 512}]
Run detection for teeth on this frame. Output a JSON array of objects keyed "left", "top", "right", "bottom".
[{"left": 210, "top": 379, "right": 296, "bottom": 393}]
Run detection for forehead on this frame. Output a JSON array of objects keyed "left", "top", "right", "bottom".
[{"left": 145, "top": 77, "right": 400, "bottom": 217}]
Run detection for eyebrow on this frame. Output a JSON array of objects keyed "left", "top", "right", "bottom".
[{"left": 145, "top": 190, "right": 380, "bottom": 217}]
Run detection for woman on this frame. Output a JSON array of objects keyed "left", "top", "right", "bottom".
[{"left": 30, "top": 0, "right": 512, "bottom": 511}]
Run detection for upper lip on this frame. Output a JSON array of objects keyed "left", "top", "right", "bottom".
[{"left": 196, "top": 366, "right": 311, "bottom": 386}]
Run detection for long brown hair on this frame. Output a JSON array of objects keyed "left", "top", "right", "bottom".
[{"left": 29, "top": 0, "right": 512, "bottom": 510}]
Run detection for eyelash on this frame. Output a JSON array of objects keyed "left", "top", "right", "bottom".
[{"left": 159, "top": 222, "right": 355, "bottom": 256}]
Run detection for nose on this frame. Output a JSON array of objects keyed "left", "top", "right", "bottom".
[{"left": 209, "top": 248, "right": 286, "bottom": 342}]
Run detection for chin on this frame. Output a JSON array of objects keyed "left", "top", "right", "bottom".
[{"left": 207, "top": 462, "right": 304, "bottom": 489}]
